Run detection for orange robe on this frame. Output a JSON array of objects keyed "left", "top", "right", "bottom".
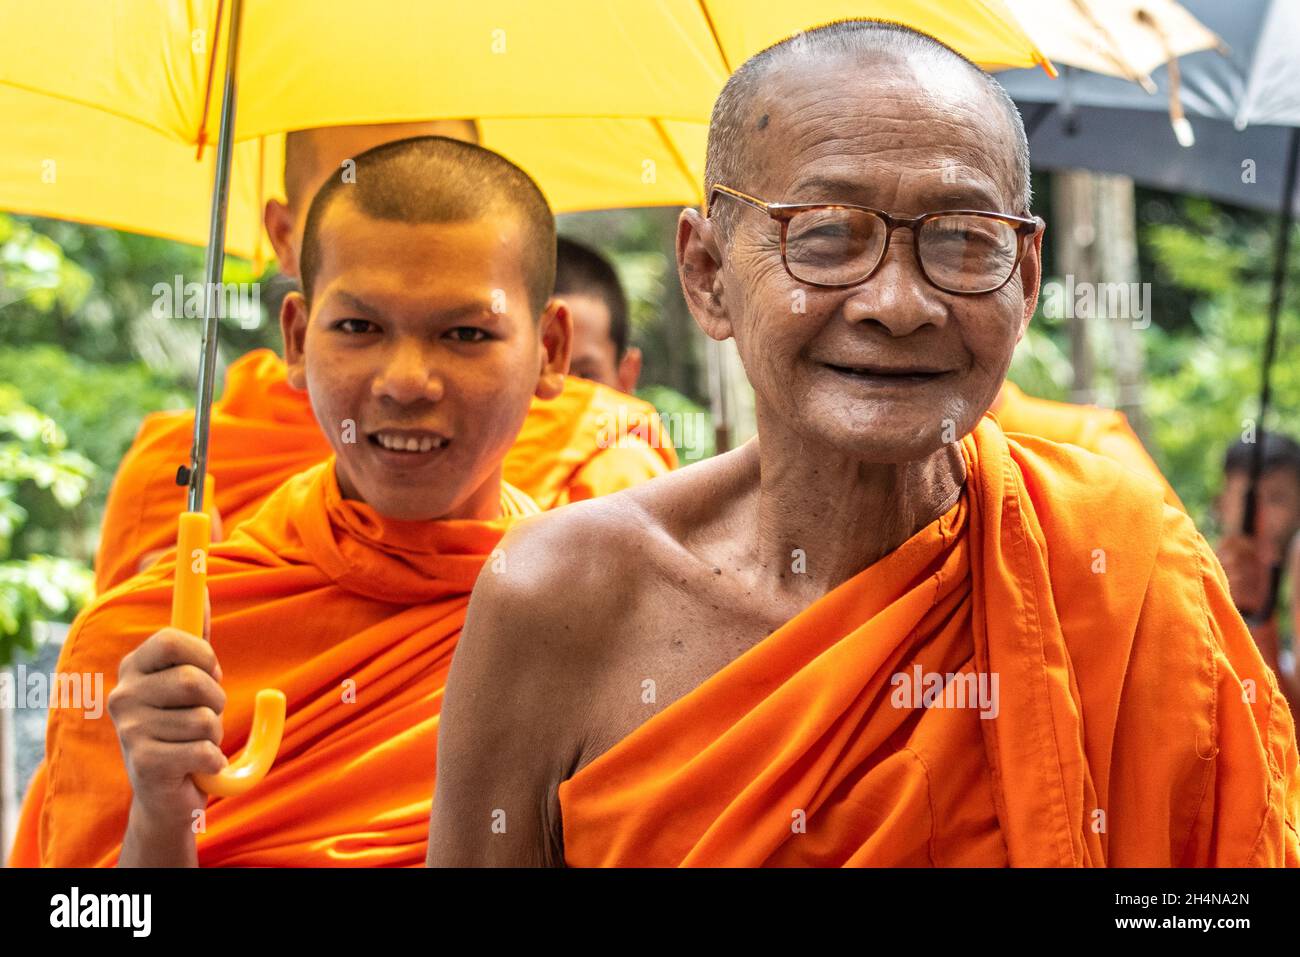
[
  {"left": 993, "top": 380, "right": 1182, "bottom": 509},
  {"left": 558, "top": 417, "right": 1300, "bottom": 866},
  {"left": 93, "top": 350, "right": 676, "bottom": 593},
  {"left": 15, "top": 460, "right": 536, "bottom": 867}
]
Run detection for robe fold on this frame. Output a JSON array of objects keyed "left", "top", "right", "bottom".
[
  {"left": 19, "top": 459, "right": 536, "bottom": 867},
  {"left": 993, "top": 380, "right": 1183, "bottom": 509},
  {"left": 558, "top": 417, "right": 1300, "bottom": 866},
  {"left": 94, "top": 350, "right": 675, "bottom": 593}
]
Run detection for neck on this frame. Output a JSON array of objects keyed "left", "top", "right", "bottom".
[
  {"left": 746, "top": 413, "right": 966, "bottom": 597},
  {"left": 332, "top": 461, "right": 505, "bottom": 523}
]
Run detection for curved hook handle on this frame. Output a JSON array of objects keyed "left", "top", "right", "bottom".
[{"left": 171, "top": 510, "right": 286, "bottom": 798}]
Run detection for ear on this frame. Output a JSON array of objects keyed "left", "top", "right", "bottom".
[
  {"left": 677, "top": 208, "right": 733, "bottom": 342},
  {"left": 264, "top": 199, "right": 301, "bottom": 279},
  {"left": 1015, "top": 218, "right": 1045, "bottom": 344},
  {"left": 280, "top": 291, "right": 310, "bottom": 390},
  {"left": 534, "top": 297, "right": 573, "bottom": 401},
  {"left": 616, "top": 346, "right": 643, "bottom": 394}
]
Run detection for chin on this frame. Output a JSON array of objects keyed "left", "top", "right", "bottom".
[{"left": 806, "top": 412, "right": 959, "bottom": 465}]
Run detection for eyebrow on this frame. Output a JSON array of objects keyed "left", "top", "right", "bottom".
[
  {"left": 785, "top": 175, "right": 1005, "bottom": 211},
  {"left": 325, "top": 290, "right": 497, "bottom": 323}
]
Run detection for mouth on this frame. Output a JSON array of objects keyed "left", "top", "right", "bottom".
[
  {"left": 366, "top": 428, "right": 451, "bottom": 457},
  {"left": 821, "top": 362, "right": 953, "bottom": 385}
]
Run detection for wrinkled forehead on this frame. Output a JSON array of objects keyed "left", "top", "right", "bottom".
[{"left": 744, "top": 53, "right": 1019, "bottom": 212}]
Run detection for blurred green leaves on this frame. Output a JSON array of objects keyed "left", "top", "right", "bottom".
[{"left": 0, "top": 387, "right": 94, "bottom": 665}]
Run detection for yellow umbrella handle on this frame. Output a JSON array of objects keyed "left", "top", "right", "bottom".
[{"left": 170, "top": 510, "right": 286, "bottom": 798}]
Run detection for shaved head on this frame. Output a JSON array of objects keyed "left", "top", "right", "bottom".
[
  {"left": 299, "top": 136, "right": 555, "bottom": 313},
  {"left": 704, "top": 19, "right": 1031, "bottom": 233}
]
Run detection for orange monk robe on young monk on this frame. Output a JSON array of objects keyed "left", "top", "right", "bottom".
[
  {"left": 92, "top": 350, "right": 677, "bottom": 593},
  {"left": 557, "top": 418, "right": 1300, "bottom": 866},
  {"left": 13, "top": 133, "right": 575, "bottom": 867},
  {"left": 992, "top": 380, "right": 1183, "bottom": 510},
  {"left": 31, "top": 461, "right": 536, "bottom": 866}
]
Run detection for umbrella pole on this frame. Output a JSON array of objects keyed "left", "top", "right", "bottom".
[
  {"left": 1241, "top": 126, "right": 1300, "bottom": 622},
  {"left": 170, "top": 0, "right": 286, "bottom": 798},
  {"left": 183, "top": 0, "right": 245, "bottom": 514}
]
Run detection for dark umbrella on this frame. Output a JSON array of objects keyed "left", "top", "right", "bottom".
[{"left": 998, "top": 0, "right": 1300, "bottom": 620}]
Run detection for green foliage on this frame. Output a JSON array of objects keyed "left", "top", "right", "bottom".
[
  {"left": 637, "top": 384, "right": 715, "bottom": 462},
  {"left": 1014, "top": 189, "right": 1300, "bottom": 531},
  {"left": 0, "top": 387, "right": 95, "bottom": 666},
  {"left": 0, "top": 346, "right": 188, "bottom": 544}
]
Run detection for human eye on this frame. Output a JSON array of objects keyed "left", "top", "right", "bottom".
[
  {"left": 929, "top": 217, "right": 1007, "bottom": 248},
  {"left": 332, "top": 318, "right": 379, "bottom": 334},
  {"left": 445, "top": 326, "right": 491, "bottom": 343},
  {"left": 789, "top": 210, "right": 852, "bottom": 242}
]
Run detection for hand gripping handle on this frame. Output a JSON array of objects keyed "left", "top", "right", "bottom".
[{"left": 171, "top": 510, "right": 286, "bottom": 798}]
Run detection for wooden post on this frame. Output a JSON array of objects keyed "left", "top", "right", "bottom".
[{"left": 1052, "top": 170, "right": 1098, "bottom": 405}]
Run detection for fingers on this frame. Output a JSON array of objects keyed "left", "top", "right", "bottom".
[
  {"left": 132, "top": 664, "right": 227, "bottom": 712},
  {"left": 124, "top": 627, "right": 220, "bottom": 679},
  {"left": 126, "top": 739, "right": 227, "bottom": 783},
  {"left": 131, "top": 705, "right": 224, "bottom": 745}
]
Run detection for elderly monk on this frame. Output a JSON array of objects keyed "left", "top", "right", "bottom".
[
  {"left": 427, "top": 21, "right": 1300, "bottom": 868},
  {"left": 17, "top": 136, "right": 570, "bottom": 867},
  {"left": 92, "top": 124, "right": 674, "bottom": 592}
]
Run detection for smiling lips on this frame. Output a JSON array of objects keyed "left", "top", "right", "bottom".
[
  {"left": 823, "top": 361, "right": 952, "bottom": 381},
  {"left": 369, "top": 428, "right": 450, "bottom": 453}
]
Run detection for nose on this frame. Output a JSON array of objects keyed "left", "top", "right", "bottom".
[
  {"left": 371, "top": 339, "right": 445, "bottom": 406},
  {"left": 840, "top": 229, "right": 949, "bottom": 337}
]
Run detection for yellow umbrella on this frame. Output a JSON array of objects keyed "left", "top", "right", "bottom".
[
  {"left": 1, "top": 1, "right": 1048, "bottom": 141},
  {"left": 0, "top": 0, "right": 1053, "bottom": 796},
  {"left": 0, "top": 86, "right": 709, "bottom": 262},
  {"left": 0, "top": 0, "right": 1050, "bottom": 260}
]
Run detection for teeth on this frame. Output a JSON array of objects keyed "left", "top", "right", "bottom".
[{"left": 375, "top": 432, "right": 444, "bottom": 452}]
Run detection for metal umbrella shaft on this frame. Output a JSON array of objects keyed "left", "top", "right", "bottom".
[
  {"left": 1240, "top": 126, "right": 1299, "bottom": 623},
  {"left": 1244, "top": 126, "right": 1300, "bottom": 537},
  {"left": 169, "top": 0, "right": 287, "bottom": 799},
  {"left": 184, "top": 0, "right": 245, "bottom": 512}
]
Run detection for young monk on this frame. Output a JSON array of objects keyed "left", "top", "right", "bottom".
[
  {"left": 427, "top": 22, "right": 1300, "bottom": 867},
  {"left": 93, "top": 124, "right": 673, "bottom": 593},
  {"left": 510, "top": 236, "right": 677, "bottom": 506},
  {"left": 22, "top": 136, "right": 570, "bottom": 867},
  {"left": 558, "top": 235, "right": 642, "bottom": 393}
]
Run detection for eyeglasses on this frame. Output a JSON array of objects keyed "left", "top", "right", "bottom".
[{"left": 708, "top": 184, "right": 1042, "bottom": 295}]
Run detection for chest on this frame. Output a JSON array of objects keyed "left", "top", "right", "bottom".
[{"left": 580, "top": 564, "right": 819, "bottom": 766}]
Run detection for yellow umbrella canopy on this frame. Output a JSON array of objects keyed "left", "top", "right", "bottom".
[
  {"left": 0, "top": 85, "right": 710, "bottom": 261},
  {"left": 0, "top": 0, "right": 1050, "bottom": 259},
  {"left": 1, "top": 1, "right": 1048, "bottom": 140},
  {"left": 0, "top": 0, "right": 1054, "bottom": 797}
]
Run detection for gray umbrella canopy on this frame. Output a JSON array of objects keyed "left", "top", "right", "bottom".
[
  {"left": 998, "top": 0, "right": 1300, "bottom": 214},
  {"left": 997, "top": 0, "right": 1300, "bottom": 613}
]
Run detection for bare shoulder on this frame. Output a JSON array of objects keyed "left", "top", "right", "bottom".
[
  {"left": 452, "top": 442, "right": 758, "bottom": 755},
  {"left": 430, "top": 448, "right": 755, "bottom": 865},
  {"left": 479, "top": 444, "right": 756, "bottom": 649}
]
